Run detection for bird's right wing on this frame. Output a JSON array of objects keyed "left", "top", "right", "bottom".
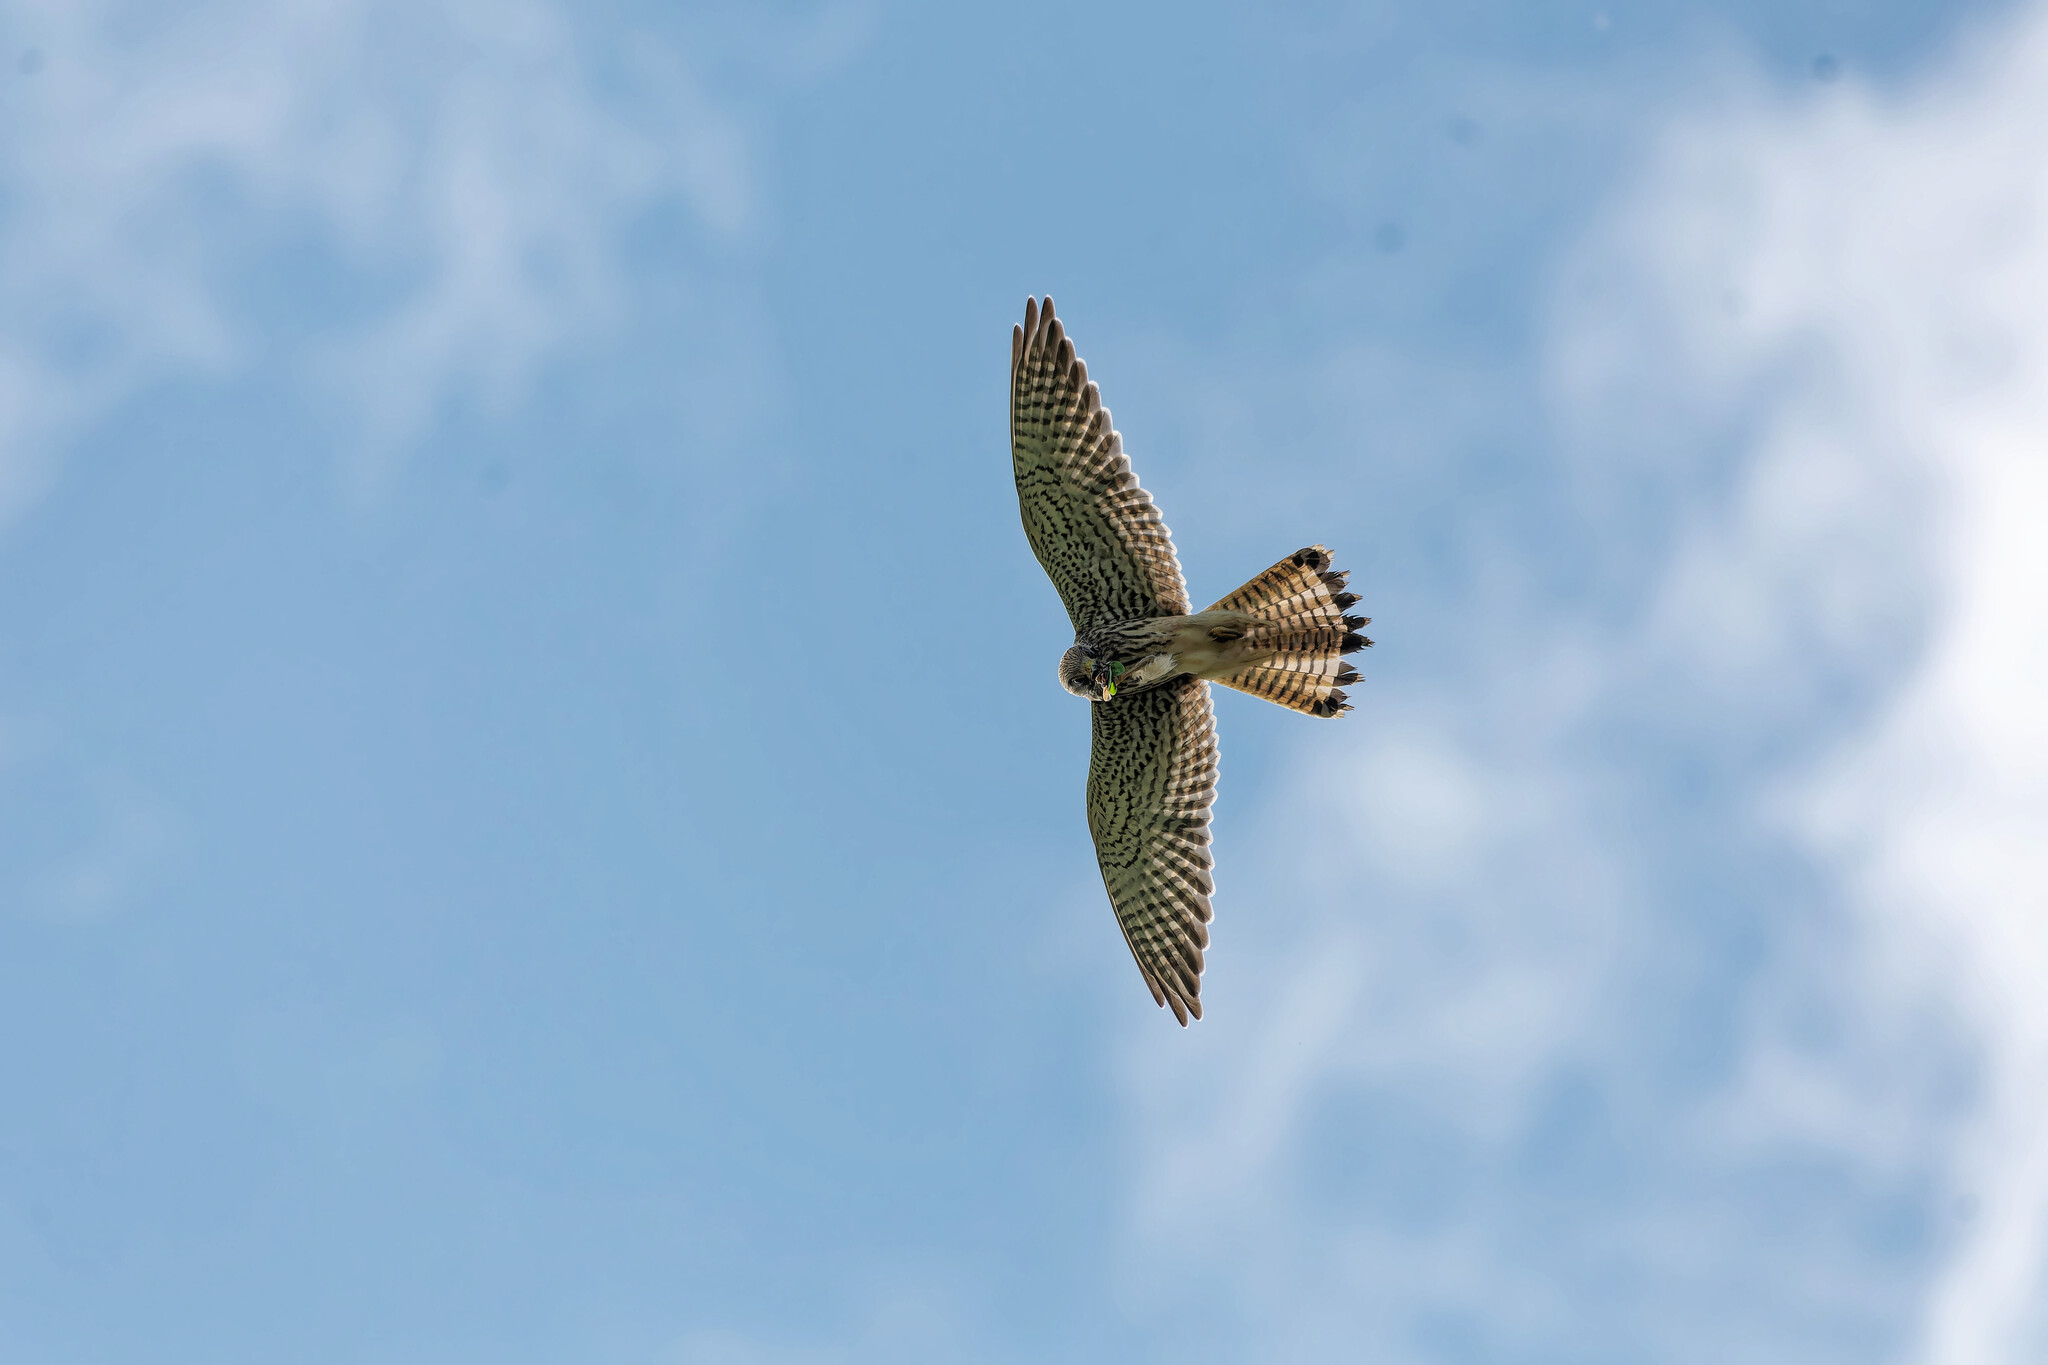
[
  {"left": 1086, "top": 676, "right": 1218, "bottom": 1024},
  {"left": 1011, "top": 297, "right": 1191, "bottom": 634}
]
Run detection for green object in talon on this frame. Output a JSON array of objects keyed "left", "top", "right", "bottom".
[{"left": 1105, "top": 660, "right": 1126, "bottom": 698}]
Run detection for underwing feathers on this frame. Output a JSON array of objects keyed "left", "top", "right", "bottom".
[{"left": 1010, "top": 298, "right": 1370, "bottom": 1026}]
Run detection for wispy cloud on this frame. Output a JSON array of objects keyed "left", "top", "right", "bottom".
[
  {"left": 0, "top": 0, "right": 756, "bottom": 514},
  {"left": 1117, "top": 6, "right": 2048, "bottom": 1361},
  {"left": 1570, "top": 11, "right": 2048, "bottom": 1360}
]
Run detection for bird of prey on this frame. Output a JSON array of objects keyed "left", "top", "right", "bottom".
[{"left": 1011, "top": 297, "right": 1371, "bottom": 1025}]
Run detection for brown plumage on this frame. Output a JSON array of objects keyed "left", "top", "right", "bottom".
[
  {"left": 1010, "top": 297, "right": 1370, "bottom": 1024},
  {"left": 1206, "top": 546, "right": 1373, "bottom": 718}
]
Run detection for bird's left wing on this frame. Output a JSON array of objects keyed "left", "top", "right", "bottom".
[
  {"left": 1011, "top": 297, "right": 1191, "bottom": 633},
  {"left": 1086, "top": 676, "right": 1218, "bottom": 1025}
]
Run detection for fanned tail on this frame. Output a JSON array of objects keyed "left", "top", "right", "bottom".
[{"left": 1207, "top": 545, "right": 1371, "bottom": 718}]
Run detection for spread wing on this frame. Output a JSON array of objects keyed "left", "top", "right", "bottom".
[
  {"left": 1087, "top": 676, "right": 1218, "bottom": 1024},
  {"left": 1011, "top": 297, "right": 1190, "bottom": 633}
]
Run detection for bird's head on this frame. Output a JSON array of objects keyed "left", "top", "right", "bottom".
[{"left": 1060, "top": 645, "right": 1124, "bottom": 702}]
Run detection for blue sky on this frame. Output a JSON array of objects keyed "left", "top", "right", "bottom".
[{"left": 4, "top": 1, "right": 2047, "bottom": 1362}]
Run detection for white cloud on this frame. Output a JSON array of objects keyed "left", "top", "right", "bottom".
[
  {"left": 1574, "top": 14, "right": 2048, "bottom": 1360},
  {"left": 1118, "top": 6, "right": 2048, "bottom": 1361},
  {"left": 0, "top": 0, "right": 754, "bottom": 514}
]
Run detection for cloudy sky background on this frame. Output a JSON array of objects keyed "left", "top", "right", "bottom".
[{"left": 3, "top": 1, "right": 2044, "bottom": 1361}]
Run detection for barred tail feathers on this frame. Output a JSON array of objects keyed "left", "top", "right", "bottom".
[{"left": 1207, "top": 545, "right": 1371, "bottom": 718}]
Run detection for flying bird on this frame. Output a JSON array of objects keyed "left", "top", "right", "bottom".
[{"left": 1011, "top": 297, "right": 1371, "bottom": 1025}]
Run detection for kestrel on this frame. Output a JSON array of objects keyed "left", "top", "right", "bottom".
[{"left": 1011, "top": 297, "right": 1371, "bottom": 1025}]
